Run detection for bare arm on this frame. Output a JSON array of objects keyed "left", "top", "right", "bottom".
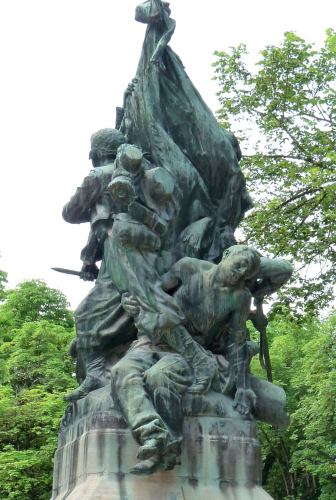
[
  {"left": 160, "top": 265, "right": 181, "bottom": 292},
  {"left": 161, "top": 257, "right": 209, "bottom": 292},
  {"left": 251, "top": 257, "right": 293, "bottom": 300}
]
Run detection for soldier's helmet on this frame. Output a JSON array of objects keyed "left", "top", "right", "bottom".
[{"left": 89, "top": 128, "right": 126, "bottom": 166}]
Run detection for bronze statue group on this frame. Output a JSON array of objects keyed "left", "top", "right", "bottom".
[{"left": 61, "top": 0, "right": 293, "bottom": 475}]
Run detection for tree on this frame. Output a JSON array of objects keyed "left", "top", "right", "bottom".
[
  {"left": 213, "top": 29, "right": 336, "bottom": 312},
  {"left": 250, "top": 314, "right": 336, "bottom": 499},
  {"left": 0, "top": 270, "right": 7, "bottom": 302},
  {"left": 0, "top": 279, "right": 74, "bottom": 343},
  {"left": 0, "top": 280, "right": 75, "bottom": 500}
]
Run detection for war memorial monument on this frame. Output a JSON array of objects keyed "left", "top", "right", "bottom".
[{"left": 51, "top": 1, "right": 293, "bottom": 498}]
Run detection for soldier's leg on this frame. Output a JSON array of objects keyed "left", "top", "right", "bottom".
[
  {"left": 144, "top": 353, "right": 193, "bottom": 435},
  {"left": 130, "top": 300, "right": 218, "bottom": 394},
  {"left": 65, "top": 278, "right": 136, "bottom": 402},
  {"left": 65, "top": 346, "right": 107, "bottom": 402},
  {"left": 65, "top": 287, "right": 108, "bottom": 402},
  {"left": 128, "top": 353, "right": 193, "bottom": 474},
  {"left": 110, "top": 348, "right": 173, "bottom": 454},
  {"left": 160, "top": 326, "right": 218, "bottom": 394}
]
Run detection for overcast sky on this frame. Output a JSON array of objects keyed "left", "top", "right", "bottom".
[{"left": 0, "top": 0, "right": 335, "bottom": 308}]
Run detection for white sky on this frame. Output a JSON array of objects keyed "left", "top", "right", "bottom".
[{"left": 0, "top": 0, "right": 335, "bottom": 309}]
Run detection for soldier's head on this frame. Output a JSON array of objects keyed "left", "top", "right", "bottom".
[
  {"left": 216, "top": 245, "right": 260, "bottom": 287},
  {"left": 89, "top": 128, "right": 126, "bottom": 168}
]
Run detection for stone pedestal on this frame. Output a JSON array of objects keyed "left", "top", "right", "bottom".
[{"left": 52, "top": 386, "right": 273, "bottom": 499}]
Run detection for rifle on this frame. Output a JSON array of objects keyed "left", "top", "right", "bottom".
[{"left": 250, "top": 298, "right": 273, "bottom": 383}]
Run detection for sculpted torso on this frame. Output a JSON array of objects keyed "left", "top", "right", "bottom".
[{"left": 163, "top": 257, "right": 252, "bottom": 350}]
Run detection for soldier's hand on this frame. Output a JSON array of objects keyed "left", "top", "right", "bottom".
[
  {"left": 250, "top": 307, "right": 268, "bottom": 332},
  {"left": 121, "top": 293, "right": 140, "bottom": 317},
  {"left": 124, "top": 78, "right": 138, "bottom": 98},
  {"left": 233, "top": 388, "right": 256, "bottom": 416},
  {"left": 80, "top": 263, "right": 99, "bottom": 282},
  {"left": 162, "top": 1, "right": 171, "bottom": 15},
  {"left": 68, "top": 338, "right": 78, "bottom": 358}
]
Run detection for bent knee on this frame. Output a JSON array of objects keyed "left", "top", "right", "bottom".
[
  {"left": 144, "top": 365, "right": 163, "bottom": 389},
  {"left": 112, "top": 350, "right": 154, "bottom": 387},
  {"left": 144, "top": 355, "right": 190, "bottom": 387},
  {"left": 110, "top": 359, "right": 140, "bottom": 385}
]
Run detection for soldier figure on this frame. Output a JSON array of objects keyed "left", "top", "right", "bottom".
[{"left": 63, "top": 129, "right": 136, "bottom": 402}]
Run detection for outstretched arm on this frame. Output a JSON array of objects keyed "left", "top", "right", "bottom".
[{"left": 251, "top": 257, "right": 293, "bottom": 300}]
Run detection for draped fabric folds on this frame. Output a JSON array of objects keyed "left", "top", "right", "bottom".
[{"left": 120, "top": 0, "right": 252, "bottom": 261}]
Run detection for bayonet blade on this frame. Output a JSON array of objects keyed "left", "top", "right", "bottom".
[{"left": 51, "top": 267, "right": 81, "bottom": 277}]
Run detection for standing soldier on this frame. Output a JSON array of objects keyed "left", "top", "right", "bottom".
[{"left": 62, "top": 128, "right": 136, "bottom": 402}]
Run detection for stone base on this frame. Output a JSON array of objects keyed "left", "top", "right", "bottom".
[
  {"left": 56, "top": 476, "right": 271, "bottom": 500},
  {"left": 52, "top": 386, "right": 273, "bottom": 499}
]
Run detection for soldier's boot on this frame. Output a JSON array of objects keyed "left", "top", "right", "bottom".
[
  {"left": 64, "top": 348, "right": 107, "bottom": 402},
  {"left": 130, "top": 438, "right": 181, "bottom": 475},
  {"left": 130, "top": 437, "right": 181, "bottom": 475},
  {"left": 130, "top": 456, "right": 160, "bottom": 475}
]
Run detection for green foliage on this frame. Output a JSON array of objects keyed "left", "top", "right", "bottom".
[
  {"left": 251, "top": 314, "right": 336, "bottom": 499},
  {"left": 213, "top": 30, "right": 336, "bottom": 312},
  {"left": 0, "top": 280, "right": 75, "bottom": 499},
  {"left": 0, "top": 280, "right": 74, "bottom": 343},
  {"left": 214, "top": 30, "right": 336, "bottom": 496},
  {"left": 0, "top": 446, "right": 55, "bottom": 500},
  {"left": 0, "top": 270, "right": 7, "bottom": 302}
]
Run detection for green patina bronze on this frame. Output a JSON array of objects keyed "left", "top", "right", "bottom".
[{"left": 55, "top": 0, "right": 294, "bottom": 490}]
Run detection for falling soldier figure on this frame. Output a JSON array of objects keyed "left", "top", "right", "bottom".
[{"left": 110, "top": 245, "right": 262, "bottom": 474}]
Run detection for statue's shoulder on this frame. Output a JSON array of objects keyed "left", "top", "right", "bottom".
[
  {"left": 231, "top": 286, "right": 252, "bottom": 307},
  {"left": 93, "top": 163, "right": 114, "bottom": 177},
  {"left": 177, "top": 256, "right": 213, "bottom": 273},
  {"left": 216, "top": 284, "right": 251, "bottom": 304}
]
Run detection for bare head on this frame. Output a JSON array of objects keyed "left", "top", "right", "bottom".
[
  {"left": 216, "top": 245, "right": 261, "bottom": 287},
  {"left": 89, "top": 128, "right": 126, "bottom": 167}
]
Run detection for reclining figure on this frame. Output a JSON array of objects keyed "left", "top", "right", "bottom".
[{"left": 111, "top": 245, "right": 263, "bottom": 474}]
